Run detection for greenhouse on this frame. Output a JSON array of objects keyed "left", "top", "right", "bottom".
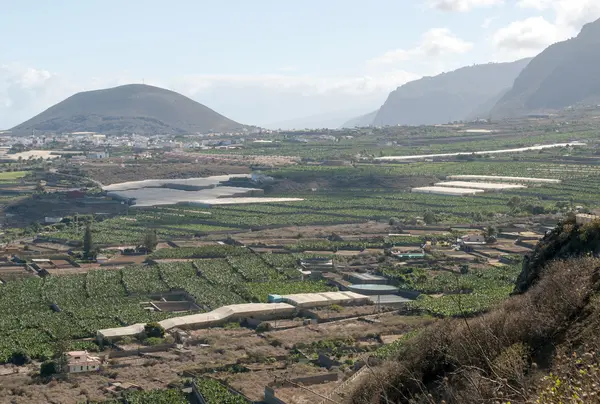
[
  {"left": 435, "top": 181, "right": 527, "bottom": 191},
  {"left": 280, "top": 291, "right": 370, "bottom": 308},
  {"left": 446, "top": 175, "right": 561, "bottom": 184},
  {"left": 411, "top": 186, "right": 485, "bottom": 196}
]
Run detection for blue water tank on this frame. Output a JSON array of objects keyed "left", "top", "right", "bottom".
[{"left": 268, "top": 294, "right": 283, "bottom": 303}]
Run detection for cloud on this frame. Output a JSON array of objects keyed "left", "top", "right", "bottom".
[
  {"left": 516, "top": 0, "right": 552, "bottom": 10},
  {"left": 492, "top": 0, "right": 600, "bottom": 59},
  {"left": 428, "top": 0, "right": 503, "bottom": 12},
  {"left": 368, "top": 28, "right": 472, "bottom": 67},
  {"left": 481, "top": 16, "right": 498, "bottom": 29},
  {"left": 553, "top": 0, "right": 600, "bottom": 30},
  {"left": 492, "top": 17, "right": 560, "bottom": 51},
  {"left": 0, "top": 63, "right": 422, "bottom": 128},
  {"left": 172, "top": 71, "right": 420, "bottom": 97}
]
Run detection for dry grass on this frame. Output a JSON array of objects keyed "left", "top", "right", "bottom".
[{"left": 350, "top": 257, "right": 600, "bottom": 404}]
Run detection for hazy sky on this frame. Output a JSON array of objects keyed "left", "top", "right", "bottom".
[{"left": 1, "top": 0, "right": 599, "bottom": 129}]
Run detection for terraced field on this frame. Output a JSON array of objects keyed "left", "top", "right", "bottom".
[{"left": 0, "top": 248, "right": 334, "bottom": 363}]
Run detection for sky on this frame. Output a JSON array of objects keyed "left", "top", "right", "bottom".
[{"left": 1, "top": 0, "right": 599, "bottom": 129}]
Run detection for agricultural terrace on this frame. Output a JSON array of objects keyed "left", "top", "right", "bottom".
[
  {"left": 0, "top": 246, "right": 336, "bottom": 363},
  {"left": 0, "top": 170, "right": 28, "bottom": 181},
  {"left": 196, "top": 122, "right": 597, "bottom": 160}
]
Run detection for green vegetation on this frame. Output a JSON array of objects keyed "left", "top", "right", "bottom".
[
  {"left": 143, "top": 229, "right": 159, "bottom": 252},
  {"left": 194, "top": 378, "right": 247, "bottom": 404},
  {"left": 0, "top": 170, "right": 28, "bottom": 180},
  {"left": 408, "top": 264, "right": 521, "bottom": 317},
  {"left": 226, "top": 254, "right": 285, "bottom": 281},
  {"left": 123, "top": 389, "right": 188, "bottom": 404},
  {"left": 150, "top": 245, "right": 248, "bottom": 260},
  {"left": 373, "top": 330, "right": 421, "bottom": 359}
]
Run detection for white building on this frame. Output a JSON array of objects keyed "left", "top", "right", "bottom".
[
  {"left": 88, "top": 151, "right": 109, "bottom": 159},
  {"left": 66, "top": 351, "right": 101, "bottom": 373},
  {"left": 457, "top": 234, "right": 487, "bottom": 246}
]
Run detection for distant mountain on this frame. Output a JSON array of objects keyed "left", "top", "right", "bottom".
[
  {"left": 341, "top": 110, "right": 378, "bottom": 128},
  {"left": 264, "top": 108, "right": 376, "bottom": 130},
  {"left": 465, "top": 88, "right": 511, "bottom": 121},
  {"left": 491, "top": 18, "right": 600, "bottom": 118},
  {"left": 11, "top": 84, "right": 246, "bottom": 135},
  {"left": 372, "top": 59, "right": 531, "bottom": 126}
]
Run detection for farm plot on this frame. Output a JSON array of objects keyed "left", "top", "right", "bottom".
[
  {"left": 194, "top": 378, "right": 247, "bottom": 404},
  {"left": 226, "top": 254, "right": 285, "bottom": 282},
  {"left": 123, "top": 389, "right": 188, "bottom": 404},
  {"left": 150, "top": 245, "right": 249, "bottom": 260},
  {"left": 407, "top": 264, "right": 521, "bottom": 317},
  {"left": 259, "top": 253, "right": 303, "bottom": 279},
  {"left": 194, "top": 259, "right": 244, "bottom": 289},
  {"left": 157, "top": 262, "right": 246, "bottom": 309},
  {"left": 86, "top": 269, "right": 126, "bottom": 298},
  {"left": 122, "top": 265, "right": 170, "bottom": 295}
]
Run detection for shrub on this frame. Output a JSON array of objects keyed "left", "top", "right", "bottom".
[
  {"left": 144, "top": 322, "right": 165, "bottom": 338},
  {"left": 10, "top": 350, "right": 31, "bottom": 366},
  {"left": 256, "top": 322, "right": 272, "bottom": 333},
  {"left": 144, "top": 337, "right": 164, "bottom": 346}
]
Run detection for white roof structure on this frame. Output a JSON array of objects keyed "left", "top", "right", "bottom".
[
  {"left": 446, "top": 175, "right": 560, "bottom": 184},
  {"left": 281, "top": 291, "right": 370, "bottom": 308},
  {"left": 435, "top": 181, "right": 526, "bottom": 191},
  {"left": 374, "top": 142, "right": 585, "bottom": 161},
  {"left": 411, "top": 186, "right": 485, "bottom": 196},
  {"left": 97, "top": 303, "right": 295, "bottom": 340},
  {"left": 98, "top": 323, "right": 145, "bottom": 339},
  {"left": 159, "top": 303, "right": 295, "bottom": 329},
  {"left": 103, "top": 175, "right": 250, "bottom": 192}
]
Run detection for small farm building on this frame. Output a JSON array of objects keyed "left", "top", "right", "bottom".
[{"left": 66, "top": 351, "right": 101, "bottom": 373}]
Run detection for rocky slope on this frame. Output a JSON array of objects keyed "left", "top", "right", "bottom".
[
  {"left": 372, "top": 59, "right": 530, "bottom": 126},
  {"left": 491, "top": 18, "right": 600, "bottom": 118}
]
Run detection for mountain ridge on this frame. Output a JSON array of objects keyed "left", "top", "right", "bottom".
[
  {"left": 491, "top": 18, "right": 600, "bottom": 117},
  {"left": 368, "top": 59, "right": 531, "bottom": 126}
]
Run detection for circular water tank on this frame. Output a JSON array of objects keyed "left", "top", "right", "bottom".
[{"left": 348, "top": 284, "right": 398, "bottom": 296}]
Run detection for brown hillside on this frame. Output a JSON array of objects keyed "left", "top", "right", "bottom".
[{"left": 11, "top": 84, "right": 247, "bottom": 135}]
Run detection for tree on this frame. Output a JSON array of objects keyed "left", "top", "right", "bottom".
[
  {"left": 83, "top": 223, "right": 93, "bottom": 259},
  {"left": 142, "top": 230, "right": 158, "bottom": 252},
  {"left": 423, "top": 210, "right": 437, "bottom": 225},
  {"left": 507, "top": 196, "right": 522, "bottom": 212},
  {"left": 389, "top": 217, "right": 401, "bottom": 226},
  {"left": 35, "top": 181, "right": 46, "bottom": 194},
  {"left": 144, "top": 322, "right": 165, "bottom": 339},
  {"left": 484, "top": 225, "right": 498, "bottom": 242},
  {"left": 40, "top": 360, "right": 58, "bottom": 377}
]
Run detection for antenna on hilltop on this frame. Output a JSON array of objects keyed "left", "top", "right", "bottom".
[{"left": 142, "top": 78, "right": 145, "bottom": 85}]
